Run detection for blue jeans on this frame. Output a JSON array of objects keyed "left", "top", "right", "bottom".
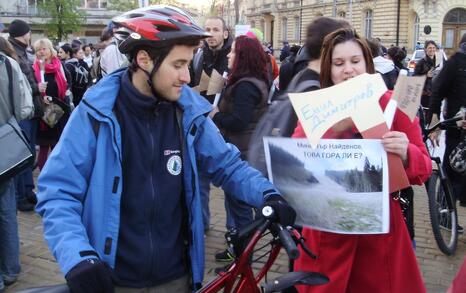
[
  {"left": 199, "top": 172, "right": 211, "bottom": 230},
  {"left": 224, "top": 192, "right": 254, "bottom": 231},
  {"left": 14, "top": 119, "right": 37, "bottom": 202},
  {"left": 0, "top": 179, "right": 21, "bottom": 284}
]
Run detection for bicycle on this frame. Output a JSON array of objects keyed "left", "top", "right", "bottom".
[
  {"left": 16, "top": 205, "right": 328, "bottom": 293},
  {"left": 421, "top": 109, "right": 465, "bottom": 255}
]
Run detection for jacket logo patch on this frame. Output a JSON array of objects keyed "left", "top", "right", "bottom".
[{"left": 167, "top": 155, "right": 182, "bottom": 176}]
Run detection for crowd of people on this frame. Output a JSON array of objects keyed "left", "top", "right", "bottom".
[{"left": 0, "top": 4, "right": 465, "bottom": 293}]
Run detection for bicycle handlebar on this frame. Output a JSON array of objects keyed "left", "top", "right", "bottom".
[
  {"left": 276, "top": 223, "right": 300, "bottom": 259},
  {"left": 425, "top": 114, "right": 464, "bottom": 136}
]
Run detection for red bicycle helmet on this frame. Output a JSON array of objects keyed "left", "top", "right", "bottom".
[{"left": 112, "top": 5, "right": 210, "bottom": 54}]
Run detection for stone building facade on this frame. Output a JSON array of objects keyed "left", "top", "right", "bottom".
[{"left": 242, "top": 0, "right": 466, "bottom": 55}]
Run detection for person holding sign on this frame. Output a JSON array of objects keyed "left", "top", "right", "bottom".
[
  {"left": 209, "top": 35, "right": 270, "bottom": 262},
  {"left": 292, "top": 28, "right": 431, "bottom": 293}
]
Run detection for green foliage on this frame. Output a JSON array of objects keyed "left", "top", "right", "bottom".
[
  {"left": 38, "top": 0, "right": 86, "bottom": 43},
  {"left": 325, "top": 156, "right": 383, "bottom": 192}
]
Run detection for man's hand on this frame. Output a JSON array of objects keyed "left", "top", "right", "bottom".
[
  {"left": 429, "top": 114, "right": 441, "bottom": 147},
  {"left": 65, "top": 259, "right": 114, "bottom": 293},
  {"left": 262, "top": 195, "right": 296, "bottom": 227}
]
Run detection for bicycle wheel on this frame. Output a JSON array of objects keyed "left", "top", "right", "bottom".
[{"left": 426, "top": 170, "right": 458, "bottom": 255}]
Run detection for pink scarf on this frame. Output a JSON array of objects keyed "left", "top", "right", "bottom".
[{"left": 33, "top": 56, "right": 67, "bottom": 100}]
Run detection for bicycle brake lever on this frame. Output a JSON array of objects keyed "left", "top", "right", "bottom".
[{"left": 291, "top": 229, "right": 317, "bottom": 259}]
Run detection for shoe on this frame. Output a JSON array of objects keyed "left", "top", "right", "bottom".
[
  {"left": 17, "top": 198, "right": 34, "bottom": 212},
  {"left": 214, "top": 264, "right": 230, "bottom": 274},
  {"left": 458, "top": 225, "right": 464, "bottom": 234},
  {"left": 215, "top": 249, "right": 235, "bottom": 262},
  {"left": 3, "top": 275, "right": 17, "bottom": 286},
  {"left": 26, "top": 190, "right": 37, "bottom": 205}
]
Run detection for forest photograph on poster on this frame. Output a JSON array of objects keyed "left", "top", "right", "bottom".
[{"left": 264, "top": 138, "right": 389, "bottom": 234}]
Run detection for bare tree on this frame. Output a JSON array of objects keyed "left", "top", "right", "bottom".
[{"left": 234, "top": 0, "right": 240, "bottom": 24}]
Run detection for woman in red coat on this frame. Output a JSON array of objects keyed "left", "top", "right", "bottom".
[{"left": 292, "top": 28, "right": 431, "bottom": 293}]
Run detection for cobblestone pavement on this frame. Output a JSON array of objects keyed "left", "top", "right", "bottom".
[{"left": 5, "top": 185, "right": 466, "bottom": 292}]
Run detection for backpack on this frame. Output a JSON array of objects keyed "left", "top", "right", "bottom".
[
  {"left": 247, "top": 75, "right": 320, "bottom": 176},
  {"left": 91, "top": 54, "right": 103, "bottom": 84},
  {"left": 68, "top": 61, "right": 89, "bottom": 90}
]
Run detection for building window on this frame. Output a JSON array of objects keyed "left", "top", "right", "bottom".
[
  {"left": 294, "top": 17, "right": 300, "bottom": 41},
  {"left": 413, "top": 14, "right": 420, "bottom": 49},
  {"left": 338, "top": 11, "right": 346, "bottom": 18},
  {"left": 282, "top": 18, "right": 288, "bottom": 41},
  {"left": 364, "top": 10, "right": 373, "bottom": 39},
  {"left": 79, "top": 0, "right": 107, "bottom": 9}
]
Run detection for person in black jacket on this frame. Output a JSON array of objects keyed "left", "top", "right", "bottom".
[
  {"left": 7, "top": 19, "right": 41, "bottom": 211},
  {"left": 64, "top": 46, "right": 90, "bottom": 106},
  {"left": 428, "top": 33, "right": 466, "bottom": 206},
  {"left": 190, "top": 16, "right": 232, "bottom": 236},
  {"left": 414, "top": 40, "right": 438, "bottom": 107}
]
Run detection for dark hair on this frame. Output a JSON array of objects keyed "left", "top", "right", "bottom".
[
  {"left": 71, "top": 46, "right": 82, "bottom": 58},
  {"left": 228, "top": 35, "right": 269, "bottom": 86},
  {"left": 367, "top": 38, "right": 382, "bottom": 57},
  {"left": 101, "top": 27, "right": 113, "bottom": 42},
  {"left": 305, "top": 17, "right": 350, "bottom": 61},
  {"left": 60, "top": 44, "right": 73, "bottom": 57},
  {"left": 128, "top": 38, "right": 200, "bottom": 73},
  {"left": 205, "top": 16, "right": 227, "bottom": 31},
  {"left": 71, "top": 39, "right": 82, "bottom": 49},
  {"left": 320, "top": 28, "right": 375, "bottom": 88},
  {"left": 387, "top": 46, "right": 406, "bottom": 66},
  {"left": 83, "top": 44, "right": 91, "bottom": 50},
  {"left": 0, "top": 36, "right": 19, "bottom": 61},
  {"left": 424, "top": 40, "right": 438, "bottom": 49}
]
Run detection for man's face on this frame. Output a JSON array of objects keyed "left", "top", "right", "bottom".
[
  {"left": 204, "top": 18, "right": 227, "bottom": 50},
  {"left": 84, "top": 47, "right": 92, "bottom": 56},
  {"left": 152, "top": 45, "right": 194, "bottom": 102}
]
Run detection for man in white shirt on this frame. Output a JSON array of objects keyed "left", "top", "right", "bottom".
[{"left": 83, "top": 44, "right": 93, "bottom": 68}]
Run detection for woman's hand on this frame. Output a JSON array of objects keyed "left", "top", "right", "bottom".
[
  {"left": 42, "top": 95, "right": 52, "bottom": 105},
  {"left": 382, "top": 131, "right": 409, "bottom": 164},
  {"left": 38, "top": 82, "right": 48, "bottom": 93},
  {"left": 209, "top": 106, "right": 219, "bottom": 119}
]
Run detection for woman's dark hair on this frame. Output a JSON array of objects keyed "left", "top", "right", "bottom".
[
  {"left": 100, "top": 27, "right": 113, "bottom": 42},
  {"left": 424, "top": 40, "right": 438, "bottom": 49},
  {"left": 320, "top": 28, "right": 375, "bottom": 88},
  {"left": 60, "top": 44, "right": 73, "bottom": 57},
  {"left": 71, "top": 46, "right": 82, "bottom": 58},
  {"left": 305, "top": 17, "right": 350, "bottom": 61},
  {"left": 387, "top": 46, "right": 406, "bottom": 66},
  {"left": 0, "top": 36, "right": 18, "bottom": 61},
  {"left": 228, "top": 35, "right": 269, "bottom": 86}
]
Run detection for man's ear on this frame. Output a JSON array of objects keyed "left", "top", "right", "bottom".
[{"left": 135, "top": 50, "right": 153, "bottom": 71}]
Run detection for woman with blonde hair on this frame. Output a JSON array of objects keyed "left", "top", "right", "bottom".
[
  {"left": 32, "top": 38, "right": 68, "bottom": 170},
  {"left": 292, "top": 28, "right": 431, "bottom": 293}
]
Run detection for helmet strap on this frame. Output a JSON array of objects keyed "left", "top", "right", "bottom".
[{"left": 137, "top": 49, "right": 171, "bottom": 102}]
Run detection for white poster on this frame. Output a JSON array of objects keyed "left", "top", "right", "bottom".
[
  {"left": 264, "top": 138, "right": 389, "bottom": 234},
  {"left": 235, "top": 25, "right": 251, "bottom": 37}
]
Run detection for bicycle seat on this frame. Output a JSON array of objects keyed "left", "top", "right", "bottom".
[{"left": 262, "top": 271, "right": 329, "bottom": 293}]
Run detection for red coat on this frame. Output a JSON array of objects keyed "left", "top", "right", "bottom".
[{"left": 292, "top": 91, "right": 431, "bottom": 293}]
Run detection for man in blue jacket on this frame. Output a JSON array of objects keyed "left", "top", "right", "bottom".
[{"left": 36, "top": 6, "right": 295, "bottom": 293}]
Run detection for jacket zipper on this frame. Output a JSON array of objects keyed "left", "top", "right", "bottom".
[{"left": 147, "top": 119, "right": 156, "bottom": 282}]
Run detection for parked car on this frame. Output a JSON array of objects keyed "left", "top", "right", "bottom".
[{"left": 406, "top": 49, "right": 448, "bottom": 75}]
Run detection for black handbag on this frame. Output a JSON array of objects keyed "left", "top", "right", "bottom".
[{"left": 0, "top": 55, "right": 34, "bottom": 183}]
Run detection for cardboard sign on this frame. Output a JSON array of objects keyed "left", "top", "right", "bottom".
[
  {"left": 391, "top": 74, "right": 426, "bottom": 121},
  {"left": 196, "top": 70, "right": 210, "bottom": 93},
  {"left": 207, "top": 69, "right": 226, "bottom": 96},
  {"left": 289, "top": 73, "right": 387, "bottom": 148},
  {"left": 289, "top": 73, "right": 410, "bottom": 193}
]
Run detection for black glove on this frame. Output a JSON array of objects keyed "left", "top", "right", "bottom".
[
  {"left": 262, "top": 195, "right": 296, "bottom": 227},
  {"left": 65, "top": 259, "right": 114, "bottom": 293}
]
